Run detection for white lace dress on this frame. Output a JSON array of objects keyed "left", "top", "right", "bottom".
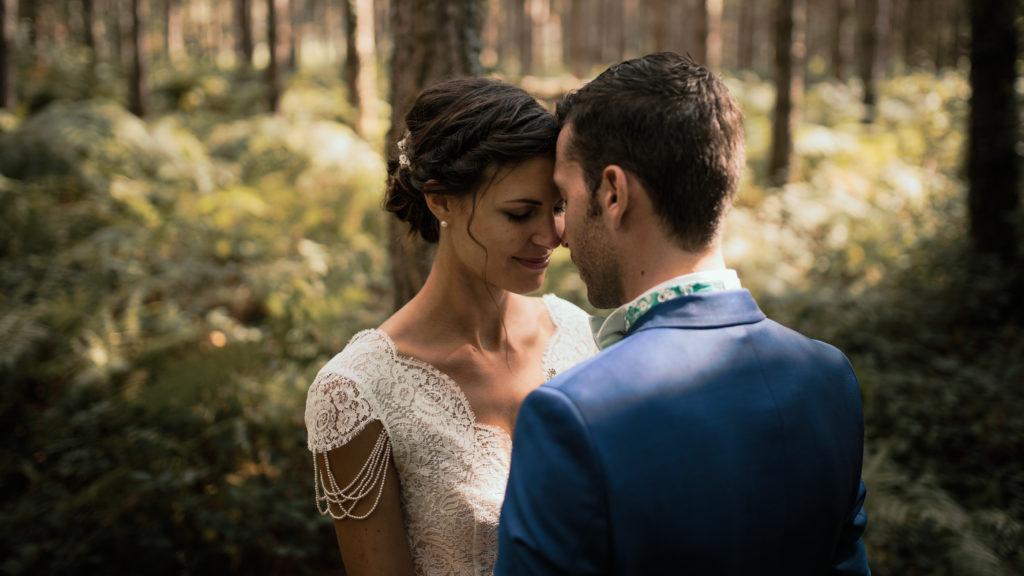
[{"left": 304, "top": 294, "right": 598, "bottom": 576}]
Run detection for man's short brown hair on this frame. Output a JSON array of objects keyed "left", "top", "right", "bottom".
[{"left": 556, "top": 53, "right": 746, "bottom": 251}]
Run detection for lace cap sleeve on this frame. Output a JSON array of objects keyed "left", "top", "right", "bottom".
[
  {"left": 306, "top": 329, "right": 396, "bottom": 452},
  {"left": 304, "top": 331, "right": 392, "bottom": 520},
  {"left": 305, "top": 368, "right": 376, "bottom": 454}
]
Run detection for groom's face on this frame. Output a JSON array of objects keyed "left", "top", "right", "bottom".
[{"left": 554, "top": 125, "right": 624, "bottom": 309}]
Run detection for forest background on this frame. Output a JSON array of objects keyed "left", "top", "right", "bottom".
[{"left": 0, "top": 0, "right": 1021, "bottom": 574}]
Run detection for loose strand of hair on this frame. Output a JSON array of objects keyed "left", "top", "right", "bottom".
[{"left": 465, "top": 187, "right": 513, "bottom": 370}]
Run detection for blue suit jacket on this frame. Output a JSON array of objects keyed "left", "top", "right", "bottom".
[{"left": 496, "top": 290, "right": 869, "bottom": 575}]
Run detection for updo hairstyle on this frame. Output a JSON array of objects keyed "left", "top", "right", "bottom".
[{"left": 384, "top": 77, "right": 557, "bottom": 243}]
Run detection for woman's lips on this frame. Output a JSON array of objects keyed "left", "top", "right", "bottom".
[{"left": 513, "top": 256, "right": 550, "bottom": 270}]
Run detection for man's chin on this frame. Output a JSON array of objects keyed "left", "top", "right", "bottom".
[{"left": 584, "top": 286, "right": 621, "bottom": 310}]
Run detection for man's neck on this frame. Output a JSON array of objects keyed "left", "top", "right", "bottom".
[{"left": 619, "top": 244, "right": 727, "bottom": 305}]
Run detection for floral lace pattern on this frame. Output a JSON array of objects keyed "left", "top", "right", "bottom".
[{"left": 305, "top": 294, "right": 597, "bottom": 576}]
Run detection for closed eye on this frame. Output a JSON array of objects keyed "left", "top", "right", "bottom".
[{"left": 505, "top": 210, "right": 534, "bottom": 222}]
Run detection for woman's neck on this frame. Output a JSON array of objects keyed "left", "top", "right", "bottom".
[{"left": 408, "top": 246, "right": 516, "bottom": 352}]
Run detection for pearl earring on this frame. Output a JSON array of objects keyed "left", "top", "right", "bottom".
[{"left": 440, "top": 220, "right": 449, "bottom": 228}]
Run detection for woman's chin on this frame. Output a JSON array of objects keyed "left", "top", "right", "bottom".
[
  {"left": 513, "top": 274, "right": 547, "bottom": 295},
  {"left": 493, "top": 272, "right": 546, "bottom": 296}
]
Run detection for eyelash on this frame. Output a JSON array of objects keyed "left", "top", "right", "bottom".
[{"left": 505, "top": 202, "right": 567, "bottom": 223}]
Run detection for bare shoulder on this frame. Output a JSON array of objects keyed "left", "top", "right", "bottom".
[{"left": 376, "top": 299, "right": 431, "bottom": 354}]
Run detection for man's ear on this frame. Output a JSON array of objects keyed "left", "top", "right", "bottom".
[{"left": 597, "top": 165, "right": 630, "bottom": 230}]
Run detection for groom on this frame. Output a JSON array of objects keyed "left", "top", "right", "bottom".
[{"left": 495, "top": 53, "right": 870, "bottom": 575}]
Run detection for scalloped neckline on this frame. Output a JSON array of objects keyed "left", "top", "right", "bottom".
[{"left": 365, "top": 295, "right": 564, "bottom": 443}]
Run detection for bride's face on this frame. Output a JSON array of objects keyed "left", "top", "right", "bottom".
[{"left": 445, "top": 156, "right": 566, "bottom": 294}]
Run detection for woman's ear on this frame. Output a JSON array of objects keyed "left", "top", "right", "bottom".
[{"left": 423, "top": 182, "right": 452, "bottom": 223}]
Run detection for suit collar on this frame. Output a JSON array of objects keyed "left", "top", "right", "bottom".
[
  {"left": 629, "top": 289, "right": 766, "bottom": 332},
  {"left": 591, "top": 269, "right": 743, "bottom": 349}
]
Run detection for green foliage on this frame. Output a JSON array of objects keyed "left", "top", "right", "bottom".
[
  {"left": 863, "top": 449, "right": 1009, "bottom": 576},
  {"left": 0, "top": 75, "right": 386, "bottom": 572},
  {"left": 1, "top": 62, "right": 1020, "bottom": 575},
  {"left": 727, "top": 73, "right": 1024, "bottom": 575}
]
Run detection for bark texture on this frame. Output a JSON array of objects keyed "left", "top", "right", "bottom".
[
  {"left": 387, "top": 0, "right": 483, "bottom": 309},
  {"left": 768, "top": 0, "right": 805, "bottom": 185}
]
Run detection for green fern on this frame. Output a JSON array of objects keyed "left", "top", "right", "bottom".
[{"left": 864, "top": 448, "right": 1009, "bottom": 575}]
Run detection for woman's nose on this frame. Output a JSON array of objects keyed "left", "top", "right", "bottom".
[{"left": 533, "top": 212, "right": 564, "bottom": 248}]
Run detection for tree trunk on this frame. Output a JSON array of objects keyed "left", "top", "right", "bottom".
[
  {"left": 651, "top": 0, "right": 668, "bottom": 52},
  {"left": 968, "top": 0, "right": 1018, "bottom": 261},
  {"left": 266, "top": 0, "right": 289, "bottom": 112},
  {"left": 623, "top": 0, "right": 639, "bottom": 57},
  {"left": 21, "top": 0, "right": 37, "bottom": 50},
  {"left": 214, "top": 0, "right": 229, "bottom": 61},
  {"left": 236, "top": 0, "right": 253, "bottom": 67},
  {"left": 930, "top": 0, "right": 945, "bottom": 70},
  {"left": 342, "top": 0, "right": 359, "bottom": 109},
  {"left": 0, "top": 0, "right": 14, "bottom": 109},
  {"left": 354, "top": 0, "right": 377, "bottom": 136},
  {"left": 325, "top": 0, "right": 341, "bottom": 64},
  {"left": 82, "top": 0, "right": 96, "bottom": 56},
  {"left": 517, "top": 0, "right": 532, "bottom": 75},
  {"left": 110, "top": 0, "right": 122, "bottom": 68},
  {"left": 694, "top": 0, "right": 722, "bottom": 70},
  {"left": 877, "top": 0, "right": 892, "bottom": 75},
  {"left": 601, "top": 0, "right": 624, "bottom": 63},
  {"left": 768, "top": 0, "right": 805, "bottom": 186},
  {"left": 128, "top": 0, "right": 145, "bottom": 116},
  {"left": 268, "top": 0, "right": 279, "bottom": 110},
  {"left": 165, "top": 0, "right": 184, "bottom": 62},
  {"left": 560, "top": 0, "right": 570, "bottom": 70},
  {"left": 695, "top": 0, "right": 708, "bottom": 63},
  {"left": 949, "top": 0, "right": 963, "bottom": 68},
  {"left": 288, "top": 0, "right": 300, "bottom": 70},
  {"left": 569, "top": 0, "right": 585, "bottom": 76},
  {"left": 388, "top": 0, "right": 483, "bottom": 309},
  {"left": 498, "top": 0, "right": 512, "bottom": 68},
  {"left": 737, "top": 0, "right": 755, "bottom": 70},
  {"left": 831, "top": 0, "right": 850, "bottom": 80},
  {"left": 857, "top": 0, "right": 878, "bottom": 121},
  {"left": 51, "top": 1, "right": 67, "bottom": 46},
  {"left": 708, "top": 0, "right": 722, "bottom": 70},
  {"left": 482, "top": 0, "right": 498, "bottom": 68},
  {"left": 373, "top": 0, "right": 388, "bottom": 61},
  {"left": 901, "top": 0, "right": 919, "bottom": 69}
]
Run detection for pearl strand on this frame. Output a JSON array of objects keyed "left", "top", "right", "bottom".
[{"left": 313, "top": 429, "right": 392, "bottom": 520}]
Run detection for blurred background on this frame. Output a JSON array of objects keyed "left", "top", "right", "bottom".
[{"left": 0, "top": 0, "right": 1021, "bottom": 574}]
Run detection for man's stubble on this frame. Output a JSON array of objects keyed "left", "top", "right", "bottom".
[{"left": 573, "top": 199, "right": 625, "bottom": 310}]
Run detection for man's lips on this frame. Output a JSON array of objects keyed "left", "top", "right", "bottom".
[{"left": 513, "top": 256, "right": 551, "bottom": 270}]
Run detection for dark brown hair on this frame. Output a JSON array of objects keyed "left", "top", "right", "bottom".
[
  {"left": 385, "top": 77, "right": 557, "bottom": 243},
  {"left": 556, "top": 53, "right": 746, "bottom": 251}
]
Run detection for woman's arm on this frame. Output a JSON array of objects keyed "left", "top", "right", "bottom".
[{"left": 318, "top": 420, "right": 415, "bottom": 576}]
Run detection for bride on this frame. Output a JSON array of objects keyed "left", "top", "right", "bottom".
[{"left": 304, "top": 77, "right": 597, "bottom": 575}]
